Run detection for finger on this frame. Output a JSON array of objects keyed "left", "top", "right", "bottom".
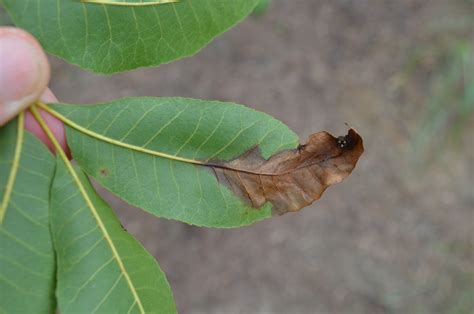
[
  {"left": 25, "top": 88, "right": 71, "bottom": 157},
  {"left": 0, "top": 27, "right": 50, "bottom": 125}
]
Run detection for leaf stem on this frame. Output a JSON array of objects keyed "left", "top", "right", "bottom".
[
  {"left": 0, "top": 112, "right": 25, "bottom": 224},
  {"left": 30, "top": 104, "right": 146, "bottom": 314}
]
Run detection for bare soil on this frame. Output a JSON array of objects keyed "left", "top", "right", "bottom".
[{"left": 49, "top": 0, "right": 473, "bottom": 313}]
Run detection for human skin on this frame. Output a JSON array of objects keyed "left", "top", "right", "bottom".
[{"left": 0, "top": 27, "right": 68, "bottom": 155}]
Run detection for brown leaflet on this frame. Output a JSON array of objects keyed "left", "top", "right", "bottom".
[{"left": 207, "top": 129, "right": 364, "bottom": 215}]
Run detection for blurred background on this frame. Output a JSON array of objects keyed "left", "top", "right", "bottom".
[{"left": 5, "top": 0, "right": 474, "bottom": 313}]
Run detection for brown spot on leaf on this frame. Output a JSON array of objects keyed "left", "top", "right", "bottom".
[
  {"left": 208, "top": 128, "right": 364, "bottom": 215},
  {"left": 99, "top": 168, "right": 109, "bottom": 177}
]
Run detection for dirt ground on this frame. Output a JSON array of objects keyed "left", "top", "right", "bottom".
[{"left": 46, "top": 1, "right": 473, "bottom": 313}]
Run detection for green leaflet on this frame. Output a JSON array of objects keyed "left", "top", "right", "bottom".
[
  {"left": 2, "top": 0, "right": 259, "bottom": 74},
  {"left": 51, "top": 160, "right": 176, "bottom": 313},
  {"left": 0, "top": 118, "right": 56, "bottom": 313},
  {"left": 48, "top": 98, "right": 298, "bottom": 227}
]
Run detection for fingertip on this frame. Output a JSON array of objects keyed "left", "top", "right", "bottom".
[
  {"left": 40, "top": 88, "right": 58, "bottom": 103},
  {"left": 0, "top": 27, "right": 50, "bottom": 125}
]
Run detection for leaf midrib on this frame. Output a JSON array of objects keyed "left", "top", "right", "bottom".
[
  {"left": 39, "top": 102, "right": 325, "bottom": 177},
  {"left": 0, "top": 112, "right": 24, "bottom": 224},
  {"left": 38, "top": 102, "right": 205, "bottom": 166}
]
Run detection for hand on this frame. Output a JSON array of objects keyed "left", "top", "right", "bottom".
[{"left": 0, "top": 27, "right": 68, "bottom": 154}]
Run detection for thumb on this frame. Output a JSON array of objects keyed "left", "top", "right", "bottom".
[{"left": 0, "top": 27, "right": 50, "bottom": 125}]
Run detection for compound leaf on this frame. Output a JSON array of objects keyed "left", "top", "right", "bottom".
[
  {"left": 50, "top": 159, "right": 176, "bottom": 313},
  {"left": 2, "top": 0, "right": 259, "bottom": 74},
  {"left": 0, "top": 117, "right": 56, "bottom": 313}
]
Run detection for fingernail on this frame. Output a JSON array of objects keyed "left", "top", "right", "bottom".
[{"left": 0, "top": 28, "right": 50, "bottom": 125}]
